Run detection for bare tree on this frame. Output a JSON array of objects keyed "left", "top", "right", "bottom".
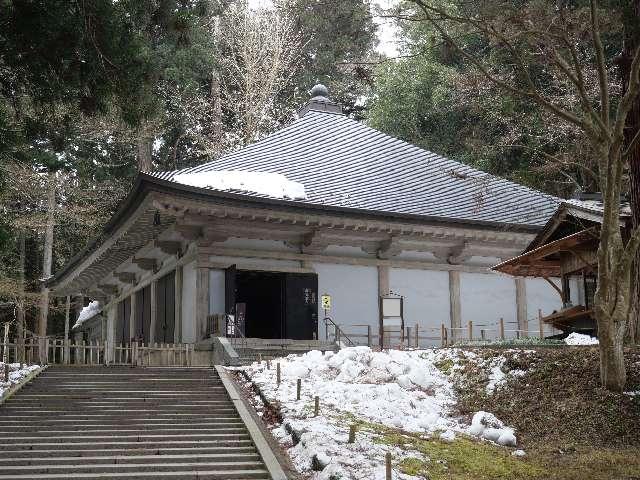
[
  {"left": 217, "top": 2, "right": 303, "bottom": 146},
  {"left": 405, "top": 0, "right": 640, "bottom": 391},
  {"left": 37, "top": 171, "right": 56, "bottom": 337}
]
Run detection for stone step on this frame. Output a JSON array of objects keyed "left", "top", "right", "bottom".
[
  {"left": 0, "top": 469, "right": 270, "bottom": 479},
  {"left": 0, "top": 419, "right": 243, "bottom": 428},
  {"left": 0, "top": 446, "right": 257, "bottom": 459},
  {"left": 0, "top": 439, "right": 255, "bottom": 451},
  {"left": 0, "top": 460, "right": 266, "bottom": 475},
  {"left": 0, "top": 426, "right": 250, "bottom": 436},
  {"left": 3, "top": 433, "right": 252, "bottom": 444},
  {"left": 0, "top": 453, "right": 262, "bottom": 467}
]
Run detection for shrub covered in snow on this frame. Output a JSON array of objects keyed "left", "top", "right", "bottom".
[
  {"left": 240, "top": 347, "right": 522, "bottom": 479},
  {"left": 0, "top": 362, "right": 39, "bottom": 397},
  {"left": 564, "top": 332, "right": 599, "bottom": 345}
]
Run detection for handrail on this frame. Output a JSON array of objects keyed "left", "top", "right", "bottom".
[
  {"left": 225, "top": 314, "right": 247, "bottom": 352},
  {"left": 323, "top": 317, "right": 355, "bottom": 347}
]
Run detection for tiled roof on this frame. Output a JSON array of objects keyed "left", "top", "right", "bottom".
[{"left": 151, "top": 106, "right": 559, "bottom": 228}]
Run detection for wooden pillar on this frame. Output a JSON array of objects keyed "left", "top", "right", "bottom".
[
  {"left": 377, "top": 265, "right": 389, "bottom": 349},
  {"left": 196, "top": 267, "right": 210, "bottom": 341},
  {"left": 448, "top": 271, "right": 461, "bottom": 341},
  {"left": 129, "top": 291, "right": 136, "bottom": 344},
  {"left": 175, "top": 266, "right": 183, "bottom": 343},
  {"left": 515, "top": 278, "right": 528, "bottom": 336},
  {"left": 150, "top": 281, "right": 157, "bottom": 344}
]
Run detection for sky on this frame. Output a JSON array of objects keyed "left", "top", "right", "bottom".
[{"left": 246, "top": 0, "right": 401, "bottom": 57}]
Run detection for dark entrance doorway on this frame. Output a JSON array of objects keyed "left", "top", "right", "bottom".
[{"left": 229, "top": 269, "right": 318, "bottom": 340}]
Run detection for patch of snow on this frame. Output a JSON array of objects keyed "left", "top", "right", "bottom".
[
  {"left": 512, "top": 449, "right": 526, "bottom": 457},
  {"left": 624, "top": 391, "right": 640, "bottom": 397},
  {"left": 73, "top": 301, "right": 101, "bottom": 329},
  {"left": 173, "top": 170, "right": 307, "bottom": 200},
  {"left": 564, "top": 332, "right": 599, "bottom": 345},
  {"left": 240, "top": 347, "right": 519, "bottom": 479},
  {"left": 0, "top": 363, "right": 40, "bottom": 397}
]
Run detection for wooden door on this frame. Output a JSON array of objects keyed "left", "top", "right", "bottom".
[
  {"left": 155, "top": 271, "right": 176, "bottom": 343},
  {"left": 284, "top": 273, "right": 318, "bottom": 340}
]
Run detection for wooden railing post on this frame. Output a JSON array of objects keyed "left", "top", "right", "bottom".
[
  {"left": 499, "top": 317, "right": 505, "bottom": 340},
  {"left": 415, "top": 324, "right": 419, "bottom": 348},
  {"left": 538, "top": 309, "right": 544, "bottom": 339},
  {"left": 441, "top": 324, "right": 446, "bottom": 347},
  {"left": 468, "top": 321, "right": 473, "bottom": 341},
  {"left": 367, "top": 325, "right": 372, "bottom": 347}
]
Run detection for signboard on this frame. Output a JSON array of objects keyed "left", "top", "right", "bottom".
[
  {"left": 321, "top": 294, "right": 331, "bottom": 310},
  {"left": 381, "top": 297, "right": 402, "bottom": 318}
]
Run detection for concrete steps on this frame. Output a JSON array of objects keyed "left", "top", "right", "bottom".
[{"left": 0, "top": 366, "right": 272, "bottom": 479}]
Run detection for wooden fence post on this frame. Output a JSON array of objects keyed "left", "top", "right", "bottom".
[
  {"left": 499, "top": 318, "right": 505, "bottom": 340},
  {"left": 276, "top": 363, "right": 281, "bottom": 386},
  {"left": 314, "top": 396, "right": 319, "bottom": 416},
  {"left": 348, "top": 424, "right": 357, "bottom": 443},
  {"left": 468, "top": 321, "right": 473, "bottom": 341},
  {"left": 538, "top": 309, "right": 544, "bottom": 339},
  {"left": 386, "top": 452, "right": 392, "bottom": 480},
  {"left": 367, "top": 325, "right": 372, "bottom": 347},
  {"left": 415, "top": 324, "right": 419, "bottom": 348},
  {"left": 441, "top": 324, "right": 446, "bottom": 347},
  {"left": 296, "top": 379, "right": 301, "bottom": 400}
]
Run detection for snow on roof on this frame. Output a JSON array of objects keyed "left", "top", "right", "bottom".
[
  {"left": 152, "top": 109, "right": 559, "bottom": 227},
  {"left": 73, "top": 301, "right": 101, "bottom": 330},
  {"left": 172, "top": 170, "right": 307, "bottom": 200},
  {"left": 564, "top": 198, "right": 632, "bottom": 217}
]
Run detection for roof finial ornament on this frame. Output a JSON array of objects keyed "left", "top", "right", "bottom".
[{"left": 310, "top": 83, "right": 329, "bottom": 101}]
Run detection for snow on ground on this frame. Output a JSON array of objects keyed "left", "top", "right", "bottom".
[
  {"left": 73, "top": 300, "right": 101, "bottom": 329},
  {"left": 0, "top": 362, "right": 39, "bottom": 397},
  {"left": 240, "top": 347, "right": 525, "bottom": 479},
  {"left": 564, "top": 332, "right": 599, "bottom": 346},
  {"left": 173, "top": 170, "right": 307, "bottom": 200}
]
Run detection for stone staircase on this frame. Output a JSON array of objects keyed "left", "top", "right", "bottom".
[{"left": 0, "top": 366, "right": 273, "bottom": 479}]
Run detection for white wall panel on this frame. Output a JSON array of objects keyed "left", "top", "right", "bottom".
[
  {"left": 209, "top": 269, "right": 225, "bottom": 315},
  {"left": 389, "top": 268, "right": 449, "bottom": 344},
  {"left": 313, "top": 263, "right": 378, "bottom": 341},
  {"left": 460, "top": 272, "right": 517, "bottom": 338}
]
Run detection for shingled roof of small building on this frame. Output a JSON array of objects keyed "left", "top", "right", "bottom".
[{"left": 151, "top": 84, "right": 559, "bottom": 228}]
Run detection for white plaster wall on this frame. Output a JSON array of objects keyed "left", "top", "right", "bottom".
[
  {"left": 526, "top": 277, "right": 564, "bottom": 336},
  {"left": 181, "top": 260, "right": 197, "bottom": 343},
  {"left": 313, "top": 263, "right": 378, "bottom": 341},
  {"left": 460, "top": 272, "right": 517, "bottom": 339},
  {"left": 209, "top": 269, "right": 225, "bottom": 315},
  {"left": 389, "top": 268, "right": 449, "bottom": 346}
]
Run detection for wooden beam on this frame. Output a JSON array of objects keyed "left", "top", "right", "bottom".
[
  {"left": 155, "top": 240, "right": 182, "bottom": 256},
  {"left": 542, "top": 276, "right": 565, "bottom": 302},
  {"left": 301, "top": 230, "right": 329, "bottom": 254},
  {"left": 97, "top": 284, "right": 118, "bottom": 296},
  {"left": 377, "top": 237, "right": 402, "bottom": 259},
  {"left": 132, "top": 257, "right": 157, "bottom": 272},
  {"left": 174, "top": 224, "right": 203, "bottom": 241},
  {"left": 114, "top": 272, "right": 137, "bottom": 284}
]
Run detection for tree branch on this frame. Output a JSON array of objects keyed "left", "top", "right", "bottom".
[
  {"left": 410, "top": 0, "right": 590, "bottom": 132},
  {"left": 590, "top": 0, "right": 610, "bottom": 128}
]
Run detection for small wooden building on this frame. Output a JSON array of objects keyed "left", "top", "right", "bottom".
[
  {"left": 47, "top": 85, "right": 563, "bottom": 352},
  {"left": 492, "top": 198, "right": 632, "bottom": 335}
]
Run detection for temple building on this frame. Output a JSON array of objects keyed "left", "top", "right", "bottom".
[{"left": 48, "top": 85, "right": 563, "bottom": 353}]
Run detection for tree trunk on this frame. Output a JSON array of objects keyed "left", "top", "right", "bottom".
[
  {"left": 136, "top": 131, "right": 153, "bottom": 172},
  {"left": 16, "top": 229, "right": 26, "bottom": 362},
  {"left": 210, "top": 69, "right": 223, "bottom": 157},
  {"left": 598, "top": 316, "right": 627, "bottom": 391},
  {"left": 622, "top": 0, "right": 640, "bottom": 344},
  {"left": 37, "top": 172, "right": 56, "bottom": 337}
]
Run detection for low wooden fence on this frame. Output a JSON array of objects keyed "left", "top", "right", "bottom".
[
  {"left": 328, "top": 311, "right": 565, "bottom": 349},
  {"left": 1, "top": 338, "right": 196, "bottom": 367}
]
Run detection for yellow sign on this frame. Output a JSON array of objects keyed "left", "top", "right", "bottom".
[{"left": 321, "top": 294, "right": 331, "bottom": 310}]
